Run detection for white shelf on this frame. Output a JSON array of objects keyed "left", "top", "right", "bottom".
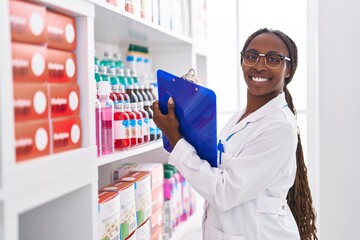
[
  {"left": 97, "top": 140, "right": 167, "bottom": 166},
  {"left": 7, "top": 147, "right": 97, "bottom": 194},
  {"left": 92, "top": 0, "right": 193, "bottom": 45},
  {"left": 0, "top": 190, "right": 3, "bottom": 202}
]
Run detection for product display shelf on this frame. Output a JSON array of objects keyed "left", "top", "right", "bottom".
[
  {"left": 90, "top": 0, "right": 193, "bottom": 46},
  {"left": 97, "top": 140, "right": 166, "bottom": 167}
]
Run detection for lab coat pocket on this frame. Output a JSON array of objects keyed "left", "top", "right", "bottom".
[{"left": 209, "top": 227, "right": 246, "bottom": 240}]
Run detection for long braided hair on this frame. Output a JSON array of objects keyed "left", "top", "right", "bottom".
[{"left": 241, "top": 28, "right": 318, "bottom": 240}]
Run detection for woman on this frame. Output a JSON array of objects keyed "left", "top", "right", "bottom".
[{"left": 152, "top": 28, "right": 318, "bottom": 240}]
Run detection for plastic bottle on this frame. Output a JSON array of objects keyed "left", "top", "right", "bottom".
[
  {"left": 125, "top": 44, "right": 137, "bottom": 75},
  {"left": 139, "top": 85, "right": 149, "bottom": 102},
  {"left": 163, "top": 169, "right": 175, "bottom": 237},
  {"left": 94, "top": 50, "right": 100, "bottom": 66},
  {"left": 114, "top": 103, "right": 131, "bottom": 150},
  {"left": 100, "top": 51, "right": 115, "bottom": 67},
  {"left": 98, "top": 81, "right": 115, "bottom": 155},
  {"left": 123, "top": 102, "right": 138, "bottom": 147},
  {"left": 113, "top": 52, "right": 124, "bottom": 69},
  {"left": 108, "top": 67, "right": 124, "bottom": 104},
  {"left": 116, "top": 67, "right": 127, "bottom": 88},
  {"left": 95, "top": 84, "right": 102, "bottom": 156},
  {"left": 133, "top": 85, "right": 144, "bottom": 103},
  {"left": 164, "top": 164, "right": 181, "bottom": 226},
  {"left": 137, "top": 102, "right": 150, "bottom": 143},
  {"left": 125, "top": 68, "right": 134, "bottom": 86},
  {"left": 94, "top": 65, "right": 102, "bottom": 96},
  {"left": 131, "top": 102, "right": 144, "bottom": 145},
  {"left": 143, "top": 101, "right": 156, "bottom": 141},
  {"left": 119, "top": 85, "right": 130, "bottom": 103}
]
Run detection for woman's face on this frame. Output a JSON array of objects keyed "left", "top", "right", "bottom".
[{"left": 242, "top": 32, "right": 291, "bottom": 98}]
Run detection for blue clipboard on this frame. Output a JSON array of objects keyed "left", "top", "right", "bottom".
[{"left": 157, "top": 69, "right": 218, "bottom": 167}]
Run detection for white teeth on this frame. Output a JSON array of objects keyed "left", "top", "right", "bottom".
[{"left": 252, "top": 77, "right": 269, "bottom": 82}]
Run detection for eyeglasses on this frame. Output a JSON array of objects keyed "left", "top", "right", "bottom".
[{"left": 241, "top": 50, "right": 291, "bottom": 69}]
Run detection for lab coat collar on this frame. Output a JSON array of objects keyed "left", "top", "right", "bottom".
[{"left": 231, "top": 93, "right": 287, "bottom": 134}]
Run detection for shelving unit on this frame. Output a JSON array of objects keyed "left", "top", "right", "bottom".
[{"left": 0, "top": 0, "right": 207, "bottom": 239}]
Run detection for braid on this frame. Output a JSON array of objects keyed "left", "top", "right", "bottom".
[{"left": 243, "top": 28, "right": 318, "bottom": 240}]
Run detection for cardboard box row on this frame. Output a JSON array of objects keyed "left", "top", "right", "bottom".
[
  {"left": 15, "top": 116, "right": 82, "bottom": 162},
  {"left": 12, "top": 42, "right": 77, "bottom": 83},
  {"left": 14, "top": 83, "right": 80, "bottom": 121},
  {"left": 9, "top": 0, "right": 76, "bottom": 50}
]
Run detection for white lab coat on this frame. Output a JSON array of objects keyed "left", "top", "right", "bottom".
[{"left": 168, "top": 93, "right": 300, "bottom": 240}]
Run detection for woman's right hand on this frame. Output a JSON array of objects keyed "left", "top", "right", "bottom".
[{"left": 152, "top": 97, "right": 182, "bottom": 148}]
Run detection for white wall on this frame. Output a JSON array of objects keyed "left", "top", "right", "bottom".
[{"left": 315, "top": 0, "right": 360, "bottom": 239}]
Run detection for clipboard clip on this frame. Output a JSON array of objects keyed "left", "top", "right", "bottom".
[{"left": 181, "top": 69, "right": 198, "bottom": 84}]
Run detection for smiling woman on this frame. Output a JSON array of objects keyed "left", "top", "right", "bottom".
[{"left": 152, "top": 28, "right": 318, "bottom": 240}]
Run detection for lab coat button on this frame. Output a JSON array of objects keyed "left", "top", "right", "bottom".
[{"left": 282, "top": 205, "right": 285, "bottom": 210}]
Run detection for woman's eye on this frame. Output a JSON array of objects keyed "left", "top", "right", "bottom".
[{"left": 267, "top": 55, "right": 280, "bottom": 62}]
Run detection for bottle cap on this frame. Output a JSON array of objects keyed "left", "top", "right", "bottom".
[
  {"left": 99, "top": 66, "right": 107, "bottom": 75},
  {"left": 98, "top": 81, "right": 110, "bottom": 96},
  {"left": 113, "top": 52, "right": 121, "bottom": 60},
  {"left": 104, "top": 51, "right": 112, "bottom": 58},
  {"left": 164, "top": 169, "right": 173, "bottom": 179},
  {"left": 116, "top": 67, "right": 125, "bottom": 76},
  {"left": 107, "top": 67, "right": 116, "bottom": 76}
]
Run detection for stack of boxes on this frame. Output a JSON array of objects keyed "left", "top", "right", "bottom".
[
  {"left": 10, "top": 0, "right": 82, "bottom": 162},
  {"left": 112, "top": 163, "right": 164, "bottom": 240}
]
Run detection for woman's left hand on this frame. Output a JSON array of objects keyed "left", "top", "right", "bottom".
[{"left": 152, "top": 97, "right": 182, "bottom": 148}]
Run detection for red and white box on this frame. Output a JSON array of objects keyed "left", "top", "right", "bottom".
[
  {"left": 9, "top": 0, "right": 47, "bottom": 44},
  {"left": 47, "top": 48, "right": 77, "bottom": 83},
  {"left": 150, "top": 206, "right": 163, "bottom": 234},
  {"left": 151, "top": 226, "right": 163, "bottom": 240},
  {"left": 48, "top": 83, "right": 80, "bottom": 118},
  {"left": 151, "top": 185, "right": 164, "bottom": 213},
  {"left": 47, "top": 10, "right": 76, "bottom": 51},
  {"left": 136, "top": 219, "right": 151, "bottom": 240},
  {"left": 98, "top": 191, "right": 120, "bottom": 240},
  {"left": 15, "top": 119, "right": 50, "bottom": 162},
  {"left": 51, "top": 116, "right": 82, "bottom": 154},
  {"left": 112, "top": 163, "right": 164, "bottom": 191},
  {"left": 12, "top": 42, "right": 47, "bottom": 82},
  {"left": 14, "top": 83, "right": 49, "bottom": 121}
]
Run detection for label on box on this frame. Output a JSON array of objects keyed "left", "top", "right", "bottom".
[
  {"left": 136, "top": 219, "right": 151, "bottom": 240},
  {"left": 48, "top": 83, "right": 80, "bottom": 118},
  {"left": 14, "top": 83, "right": 49, "bottom": 121},
  {"left": 15, "top": 120, "right": 50, "bottom": 162},
  {"left": 120, "top": 172, "right": 152, "bottom": 227},
  {"left": 101, "top": 181, "right": 137, "bottom": 240},
  {"left": 9, "top": 0, "right": 47, "bottom": 44},
  {"left": 151, "top": 185, "right": 164, "bottom": 213},
  {"left": 98, "top": 191, "right": 120, "bottom": 240},
  {"left": 12, "top": 42, "right": 47, "bottom": 82},
  {"left": 47, "top": 10, "right": 76, "bottom": 51},
  {"left": 150, "top": 206, "right": 163, "bottom": 233},
  {"left": 51, "top": 116, "right": 82, "bottom": 153},
  {"left": 47, "top": 48, "right": 76, "bottom": 83}
]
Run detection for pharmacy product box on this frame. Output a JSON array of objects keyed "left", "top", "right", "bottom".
[
  {"left": 112, "top": 163, "right": 164, "bottom": 191},
  {"left": 15, "top": 119, "right": 50, "bottom": 162},
  {"left": 136, "top": 219, "right": 151, "bottom": 240},
  {"left": 48, "top": 83, "right": 80, "bottom": 118},
  {"left": 119, "top": 172, "right": 152, "bottom": 227},
  {"left": 150, "top": 206, "right": 162, "bottom": 234},
  {"left": 51, "top": 116, "right": 82, "bottom": 154},
  {"left": 9, "top": 0, "right": 47, "bottom": 44},
  {"left": 101, "top": 181, "right": 137, "bottom": 240},
  {"left": 14, "top": 83, "right": 49, "bottom": 122},
  {"left": 47, "top": 10, "right": 76, "bottom": 51},
  {"left": 12, "top": 42, "right": 47, "bottom": 82},
  {"left": 151, "top": 185, "right": 164, "bottom": 213},
  {"left": 47, "top": 48, "right": 77, "bottom": 83},
  {"left": 98, "top": 191, "right": 120, "bottom": 240},
  {"left": 151, "top": 226, "right": 163, "bottom": 240}
]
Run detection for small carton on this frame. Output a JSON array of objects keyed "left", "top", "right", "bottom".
[
  {"left": 112, "top": 163, "right": 164, "bottom": 191},
  {"left": 47, "top": 10, "right": 76, "bottom": 51},
  {"left": 98, "top": 191, "right": 120, "bottom": 240},
  {"left": 150, "top": 206, "right": 163, "bottom": 233},
  {"left": 151, "top": 185, "right": 164, "bottom": 213},
  {"left": 15, "top": 119, "right": 50, "bottom": 162},
  {"left": 12, "top": 42, "right": 47, "bottom": 82},
  {"left": 151, "top": 226, "right": 163, "bottom": 240},
  {"left": 14, "top": 83, "right": 49, "bottom": 121},
  {"left": 47, "top": 48, "right": 77, "bottom": 83},
  {"left": 136, "top": 219, "right": 151, "bottom": 240},
  {"left": 48, "top": 83, "right": 80, "bottom": 118},
  {"left": 51, "top": 116, "right": 82, "bottom": 153},
  {"left": 119, "top": 172, "right": 152, "bottom": 227},
  {"left": 9, "top": 0, "right": 47, "bottom": 44},
  {"left": 101, "top": 181, "right": 137, "bottom": 240}
]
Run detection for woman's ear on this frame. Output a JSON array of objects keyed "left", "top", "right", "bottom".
[{"left": 285, "top": 69, "right": 291, "bottom": 78}]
